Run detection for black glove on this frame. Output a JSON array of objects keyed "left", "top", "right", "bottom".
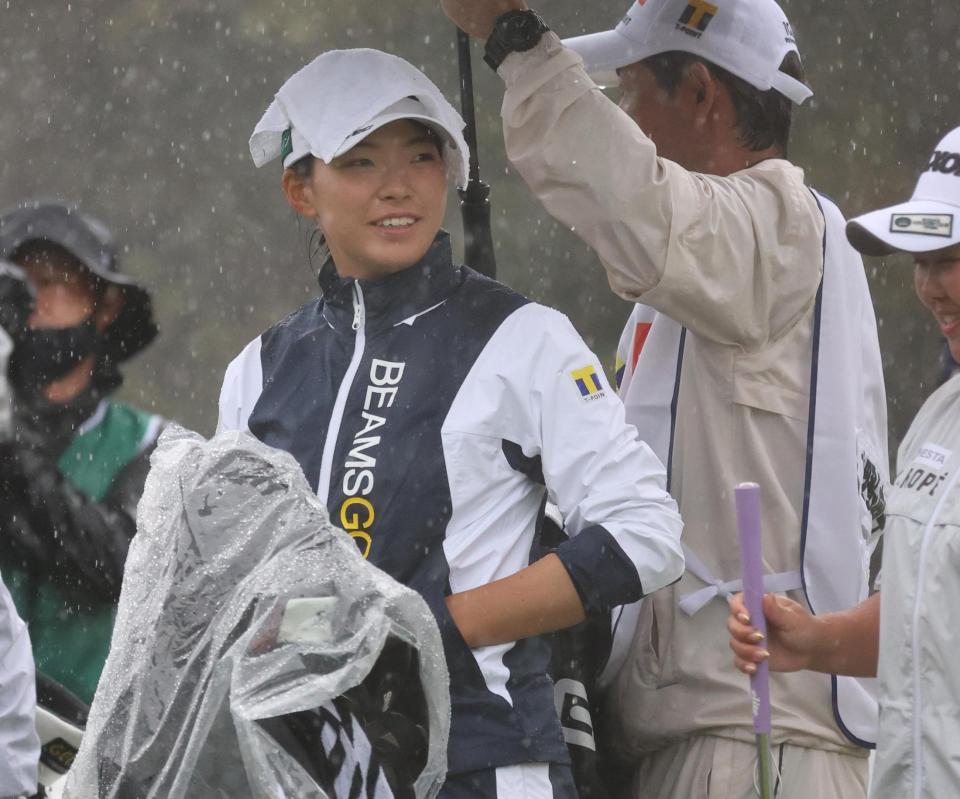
[{"left": 0, "top": 260, "right": 34, "bottom": 342}]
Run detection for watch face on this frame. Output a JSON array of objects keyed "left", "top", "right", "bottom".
[
  {"left": 484, "top": 10, "right": 547, "bottom": 70},
  {"left": 506, "top": 14, "right": 540, "bottom": 44}
]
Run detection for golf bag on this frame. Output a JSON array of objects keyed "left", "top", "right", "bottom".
[
  {"left": 542, "top": 508, "right": 632, "bottom": 799},
  {"left": 62, "top": 426, "right": 451, "bottom": 799},
  {"left": 32, "top": 674, "right": 88, "bottom": 798}
]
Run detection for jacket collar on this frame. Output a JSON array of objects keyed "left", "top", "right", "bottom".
[{"left": 318, "top": 231, "right": 461, "bottom": 334}]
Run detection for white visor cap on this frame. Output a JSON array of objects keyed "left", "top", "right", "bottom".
[
  {"left": 847, "top": 127, "right": 960, "bottom": 257},
  {"left": 562, "top": 0, "right": 812, "bottom": 105},
  {"left": 250, "top": 49, "right": 470, "bottom": 189}
]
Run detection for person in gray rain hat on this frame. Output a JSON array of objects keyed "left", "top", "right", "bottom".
[
  {"left": 730, "top": 125, "right": 960, "bottom": 799},
  {"left": 219, "top": 47, "right": 685, "bottom": 798},
  {"left": 0, "top": 201, "right": 164, "bottom": 707},
  {"left": 441, "top": 0, "right": 889, "bottom": 796}
]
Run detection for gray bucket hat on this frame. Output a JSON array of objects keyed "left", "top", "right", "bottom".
[{"left": 0, "top": 201, "right": 157, "bottom": 362}]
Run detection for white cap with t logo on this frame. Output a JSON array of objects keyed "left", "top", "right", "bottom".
[{"left": 562, "top": 0, "right": 812, "bottom": 104}]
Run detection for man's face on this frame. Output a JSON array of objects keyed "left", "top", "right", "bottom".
[
  {"left": 914, "top": 242, "right": 960, "bottom": 363},
  {"left": 295, "top": 119, "right": 448, "bottom": 281},
  {"left": 617, "top": 60, "right": 699, "bottom": 168},
  {"left": 14, "top": 245, "right": 98, "bottom": 330}
]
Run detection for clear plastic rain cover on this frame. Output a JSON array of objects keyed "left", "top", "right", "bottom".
[{"left": 63, "top": 425, "right": 450, "bottom": 799}]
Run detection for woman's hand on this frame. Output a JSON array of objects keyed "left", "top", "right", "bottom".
[
  {"left": 727, "top": 592, "right": 820, "bottom": 674},
  {"left": 728, "top": 591, "right": 882, "bottom": 678}
]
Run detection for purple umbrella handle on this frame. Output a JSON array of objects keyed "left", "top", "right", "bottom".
[{"left": 735, "top": 482, "right": 771, "bottom": 735}]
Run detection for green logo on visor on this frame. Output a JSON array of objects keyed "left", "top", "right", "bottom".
[{"left": 280, "top": 128, "right": 293, "bottom": 163}]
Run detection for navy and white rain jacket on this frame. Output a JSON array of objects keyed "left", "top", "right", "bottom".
[{"left": 217, "top": 232, "right": 684, "bottom": 775}]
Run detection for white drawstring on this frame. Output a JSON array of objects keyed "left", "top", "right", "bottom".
[{"left": 678, "top": 544, "right": 803, "bottom": 616}]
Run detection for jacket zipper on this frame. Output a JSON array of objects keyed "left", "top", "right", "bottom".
[
  {"left": 910, "top": 464, "right": 960, "bottom": 799},
  {"left": 316, "top": 282, "right": 366, "bottom": 505}
]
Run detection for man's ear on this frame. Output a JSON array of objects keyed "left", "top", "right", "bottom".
[
  {"left": 93, "top": 284, "right": 124, "bottom": 332},
  {"left": 282, "top": 168, "right": 318, "bottom": 219},
  {"left": 683, "top": 61, "right": 721, "bottom": 129}
]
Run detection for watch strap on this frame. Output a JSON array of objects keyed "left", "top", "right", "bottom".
[{"left": 483, "top": 9, "right": 549, "bottom": 71}]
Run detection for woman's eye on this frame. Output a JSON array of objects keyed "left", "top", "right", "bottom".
[
  {"left": 413, "top": 151, "right": 438, "bottom": 163},
  {"left": 342, "top": 158, "right": 374, "bottom": 168}
]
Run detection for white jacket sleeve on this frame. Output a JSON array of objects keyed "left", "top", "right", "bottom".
[
  {"left": 499, "top": 34, "right": 824, "bottom": 349},
  {"left": 216, "top": 337, "right": 263, "bottom": 434},
  {"left": 0, "top": 572, "right": 38, "bottom": 798},
  {"left": 525, "top": 306, "right": 684, "bottom": 611}
]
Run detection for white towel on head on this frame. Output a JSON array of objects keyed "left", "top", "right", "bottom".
[{"left": 250, "top": 48, "right": 470, "bottom": 189}]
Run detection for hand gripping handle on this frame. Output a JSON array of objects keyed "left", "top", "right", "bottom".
[{"left": 735, "top": 482, "right": 771, "bottom": 735}]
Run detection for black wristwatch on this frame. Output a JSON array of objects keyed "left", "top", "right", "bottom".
[{"left": 483, "top": 9, "right": 550, "bottom": 71}]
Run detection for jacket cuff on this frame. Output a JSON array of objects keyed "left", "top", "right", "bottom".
[
  {"left": 554, "top": 525, "right": 644, "bottom": 614},
  {"left": 498, "top": 31, "right": 573, "bottom": 85}
]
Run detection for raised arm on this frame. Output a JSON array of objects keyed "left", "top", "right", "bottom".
[{"left": 497, "top": 37, "right": 823, "bottom": 347}]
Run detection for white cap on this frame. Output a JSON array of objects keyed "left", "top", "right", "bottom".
[
  {"left": 562, "top": 0, "right": 812, "bottom": 105},
  {"left": 847, "top": 127, "right": 960, "bottom": 256},
  {"left": 249, "top": 49, "right": 470, "bottom": 189}
]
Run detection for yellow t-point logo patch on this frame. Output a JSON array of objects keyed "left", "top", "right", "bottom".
[
  {"left": 677, "top": 0, "right": 718, "bottom": 36},
  {"left": 571, "top": 366, "right": 605, "bottom": 400}
]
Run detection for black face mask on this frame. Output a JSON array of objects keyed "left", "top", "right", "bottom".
[{"left": 10, "top": 317, "right": 101, "bottom": 391}]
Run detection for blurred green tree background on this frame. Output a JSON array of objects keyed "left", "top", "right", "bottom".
[{"left": 0, "top": 1, "right": 953, "bottom": 451}]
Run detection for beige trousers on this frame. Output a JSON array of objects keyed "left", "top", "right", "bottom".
[{"left": 627, "top": 736, "right": 869, "bottom": 799}]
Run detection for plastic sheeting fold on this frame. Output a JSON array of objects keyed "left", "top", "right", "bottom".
[{"left": 64, "top": 425, "right": 449, "bottom": 799}]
